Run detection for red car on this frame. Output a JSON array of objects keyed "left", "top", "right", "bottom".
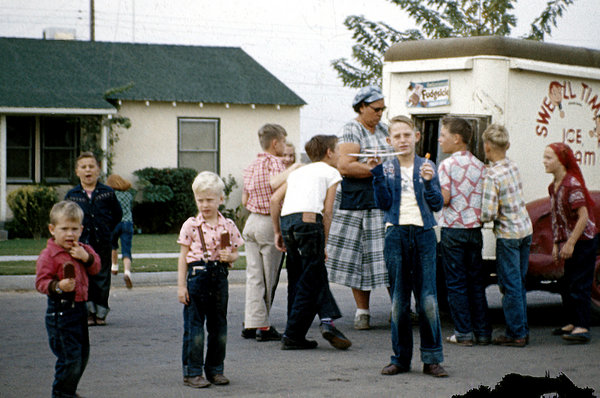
[{"left": 527, "top": 191, "right": 600, "bottom": 318}]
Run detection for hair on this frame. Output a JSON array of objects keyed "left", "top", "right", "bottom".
[
  {"left": 304, "top": 135, "right": 338, "bottom": 162},
  {"left": 441, "top": 116, "right": 473, "bottom": 145},
  {"left": 258, "top": 124, "right": 287, "bottom": 150},
  {"left": 548, "top": 143, "right": 595, "bottom": 213},
  {"left": 191, "top": 171, "right": 225, "bottom": 196},
  {"left": 76, "top": 151, "right": 99, "bottom": 167},
  {"left": 106, "top": 174, "right": 132, "bottom": 191},
  {"left": 389, "top": 115, "right": 416, "bottom": 130},
  {"left": 482, "top": 124, "right": 510, "bottom": 150},
  {"left": 49, "top": 200, "right": 84, "bottom": 225}
]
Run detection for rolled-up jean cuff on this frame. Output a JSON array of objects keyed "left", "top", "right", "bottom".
[
  {"left": 95, "top": 305, "right": 110, "bottom": 320},
  {"left": 421, "top": 348, "right": 444, "bottom": 365}
]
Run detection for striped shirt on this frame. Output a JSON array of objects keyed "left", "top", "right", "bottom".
[
  {"left": 481, "top": 157, "right": 532, "bottom": 239},
  {"left": 243, "top": 152, "right": 285, "bottom": 215}
]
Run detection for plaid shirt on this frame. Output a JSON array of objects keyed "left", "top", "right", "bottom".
[
  {"left": 481, "top": 158, "right": 532, "bottom": 239},
  {"left": 243, "top": 152, "right": 285, "bottom": 215}
]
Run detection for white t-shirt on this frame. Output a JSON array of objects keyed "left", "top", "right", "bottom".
[
  {"left": 280, "top": 161, "right": 342, "bottom": 216},
  {"left": 398, "top": 165, "right": 423, "bottom": 226}
]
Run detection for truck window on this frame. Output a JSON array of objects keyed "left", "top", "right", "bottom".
[{"left": 413, "top": 115, "right": 490, "bottom": 165}]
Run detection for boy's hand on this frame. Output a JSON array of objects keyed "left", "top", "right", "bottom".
[
  {"left": 178, "top": 286, "right": 189, "bottom": 305},
  {"left": 366, "top": 156, "right": 382, "bottom": 169},
  {"left": 274, "top": 232, "right": 286, "bottom": 252},
  {"left": 219, "top": 248, "right": 234, "bottom": 263},
  {"left": 559, "top": 240, "right": 575, "bottom": 260},
  {"left": 58, "top": 278, "right": 76, "bottom": 293},
  {"left": 419, "top": 162, "right": 435, "bottom": 181},
  {"left": 69, "top": 242, "right": 89, "bottom": 261}
]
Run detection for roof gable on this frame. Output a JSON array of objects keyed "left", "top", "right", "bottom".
[{"left": 0, "top": 37, "right": 305, "bottom": 111}]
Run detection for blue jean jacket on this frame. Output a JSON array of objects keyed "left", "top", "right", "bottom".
[{"left": 371, "top": 156, "right": 443, "bottom": 230}]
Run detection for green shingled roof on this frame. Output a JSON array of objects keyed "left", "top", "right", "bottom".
[{"left": 0, "top": 37, "right": 306, "bottom": 110}]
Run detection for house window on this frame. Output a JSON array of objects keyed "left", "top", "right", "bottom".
[
  {"left": 178, "top": 118, "right": 219, "bottom": 173},
  {"left": 6, "top": 115, "right": 79, "bottom": 184},
  {"left": 413, "top": 115, "right": 490, "bottom": 165},
  {"left": 41, "top": 117, "right": 79, "bottom": 183},
  {"left": 6, "top": 116, "right": 35, "bottom": 182}
]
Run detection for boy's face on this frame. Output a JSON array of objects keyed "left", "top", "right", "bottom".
[
  {"left": 324, "top": 144, "right": 341, "bottom": 168},
  {"left": 272, "top": 137, "right": 286, "bottom": 157},
  {"left": 194, "top": 190, "right": 224, "bottom": 220},
  {"left": 75, "top": 157, "right": 100, "bottom": 188},
  {"left": 387, "top": 122, "right": 419, "bottom": 156},
  {"left": 438, "top": 125, "right": 459, "bottom": 154},
  {"left": 543, "top": 146, "right": 563, "bottom": 175},
  {"left": 49, "top": 218, "right": 83, "bottom": 250}
]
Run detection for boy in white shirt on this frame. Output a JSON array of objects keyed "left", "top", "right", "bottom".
[{"left": 271, "top": 135, "right": 352, "bottom": 350}]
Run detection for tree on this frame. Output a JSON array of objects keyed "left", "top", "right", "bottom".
[{"left": 332, "top": 0, "right": 574, "bottom": 88}]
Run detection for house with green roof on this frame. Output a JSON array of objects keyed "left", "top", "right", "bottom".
[{"left": 0, "top": 37, "right": 305, "bottom": 229}]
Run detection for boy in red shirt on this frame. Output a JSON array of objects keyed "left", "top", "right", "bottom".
[{"left": 36, "top": 200, "right": 101, "bottom": 398}]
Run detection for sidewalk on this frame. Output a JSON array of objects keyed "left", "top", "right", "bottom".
[{"left": 0, "top": 252, "right": 264, "bottom": 291}]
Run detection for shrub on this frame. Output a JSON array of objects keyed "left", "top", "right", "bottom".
[
  {"left": 219, "top": 175, "right": 248, "bottom": 232},
  {"left": 6, "top": 185, "right": 59, "bottom": 239},
  {"left": 132, "top": 167, "right": 197, "bottom": 233}
]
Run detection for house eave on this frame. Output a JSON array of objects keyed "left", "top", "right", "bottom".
[{"left": 0, "top": 107, "right": 117, "bottom": 115}]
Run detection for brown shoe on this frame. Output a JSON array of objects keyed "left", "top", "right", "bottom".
[
  {"left": 87, "top": 314, "right": 96, "bottom": 326},
  {"left": 183, "top": 375, "right": 211, "bottom": 388},
  {"left": 381, "top": 363, "right": 408, "bottom": 375},
  {"left": 492, "top": 334, "right": 526, "bottom": 347},
  {"left": 423, "top": 363, "right": 448, "bottom": 378},
  {"left": 95, "top": 317, "right": 106, "bottom": 326},
  {"left": 207, "top": 374, "right": 230, "bottom": 385}
]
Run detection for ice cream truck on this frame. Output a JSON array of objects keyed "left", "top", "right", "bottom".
[{"left": 382, "top": 36, "right": 600, "bottom": 315}]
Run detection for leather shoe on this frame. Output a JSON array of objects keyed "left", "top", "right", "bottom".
[
  {"left": 551, "top": 327, "right": 572, "bottom": 336},
  {"left": 207, "top": 374, "right": 230, "bottom": 385},
  {"left": 256, "top": 326, "right": 281, "bottom": 342},
  {"left": 281, "top": 335, "right": 318, "bottom": 350},
  {"left": 241, "top": 327, "right": 256, "bottom": 339},
  {"left": 381, "top": 363, "right": 408, "bottom": 375},
  {"left": 492, "top": 334, "right": 527, "bottom": 347},
  {"left": 423, "top": 363, "right": 448, "bottom": 378},
  {"left": 183, "top": 375, "right": 210, "bottom": 388},
  {"left": 320, "top": 323, "right": 352, "bottom": 350}
]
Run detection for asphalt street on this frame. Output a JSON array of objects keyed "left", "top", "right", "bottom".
[{"left": 1, "top": 277, "right": 598, "bottom": 397}]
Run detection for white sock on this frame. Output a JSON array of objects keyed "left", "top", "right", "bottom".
[{"left": 355, "top": 309, "right": 370, "bottom": 318}]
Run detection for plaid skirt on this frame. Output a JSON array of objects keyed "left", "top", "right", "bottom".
[{"left": 326, "top": 190, "right": 389, "bottom": 290}]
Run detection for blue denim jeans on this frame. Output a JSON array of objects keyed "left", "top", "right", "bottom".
[
  {"left": 440, "top": 228, "right": 491, "bottom": 341},
  {"left": 87, "top": 244, "right": 111, "bottom": 319},
  {"left": 385, "top": 225, "right": 443, "bottom": 370},
  {"left": 561, "top": 236, "right": 597, "bottom": 330},
  {"left": 182, "top": 261, "right": 228, "bottom": 378},
  {"left": 495, "top": 235, "right": 532, "bottom": 339},
  {"left": 45, "top": 299, "right": 89, "bottom": 398},
  {"left": 111, "top": 221, "right": 134, "bottom": 259},
  {"left": 281, "top": 213, "right": 341, "bottom": 341}
]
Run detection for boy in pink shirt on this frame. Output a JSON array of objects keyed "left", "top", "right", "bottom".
[
  {"left": 177, "top": 172, "right": 244, "bottom": 388},
  {"left": 36, "top": 200, "right": 101, "bottom": 398}
]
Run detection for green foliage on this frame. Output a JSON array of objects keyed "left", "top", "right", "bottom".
[
  {"left": 219, "top": 175, "right": 248, "bottom": 232},
  {"left": 6, "top": 186, "right": 59, "bottom": 239},
  {"left": 132, "top": 167, "right": 198, "bottom": 233},
  {"left": 333, "top": 0, "right": 574, "bottom": 87}
]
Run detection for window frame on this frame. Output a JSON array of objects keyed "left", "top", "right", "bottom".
[
  {"left": 177, "top": 117, "right": 220, "bottom": 174},
  {"left": 6, "top": 115, "right": 35, "bottom": 183}
]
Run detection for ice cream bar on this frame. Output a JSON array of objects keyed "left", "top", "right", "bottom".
[
  {"left": 220, "top": 231, "right": 230, "bottom": 249},
  {"left": 63, "top": 262, "right": 75, "bottom": 279}
]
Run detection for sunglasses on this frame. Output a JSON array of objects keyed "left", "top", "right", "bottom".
[{"left": 368, "top": 105, "right": 386, "bottom": 113}]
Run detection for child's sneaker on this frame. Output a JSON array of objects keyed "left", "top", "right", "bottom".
[
  {"left": 123, "top": 270, "right": 133, "bottom": 289},
  {"left": 354, "top": 314, "right": 370, "bottom": 330},
  {"left": 111, "top": 263, "right": 119, "bottom": 275}
]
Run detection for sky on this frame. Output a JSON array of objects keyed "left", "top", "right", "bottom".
[{"left": 1, "top": 0, "right": 599, "bottom": 146}]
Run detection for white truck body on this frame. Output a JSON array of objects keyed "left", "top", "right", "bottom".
[{"left": 382, "top": 36, "right": 600, "bottom": 260}]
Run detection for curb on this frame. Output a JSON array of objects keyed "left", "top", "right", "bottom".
[{"left": 0, "top": 270, "right": 287, "bottom": 292}]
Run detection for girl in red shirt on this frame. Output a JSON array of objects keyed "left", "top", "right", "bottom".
[{"left": 543, "top": 143, "right": 597, "bottom": 344}]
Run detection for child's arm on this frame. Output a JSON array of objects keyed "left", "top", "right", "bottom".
[
  {"left": 270, "top": 183, "right": 288, "bottom": 252},
  {"left": 559, "top": 206, "right": 589, "bottom": 260},
  {"left": 370, "top": 163, "right": 393, "bottom": 210},
  {"left": 421, "top": 162, "right": 444, "bottom": 212},
  {"left": 270, "top": 163, "right": 302, "bottom": 190},
  {"left": 70, "top": 242, "right": 101, "bottom": 275},
  {"left": 35, "top": 251, "right": 75, "bottom": 296},
  {"left": 323, "top": 182, "right": 339, "bottom": 247},
  {"left": 480, "top": 175, "right": 498, "bottom": 223},
  {"left": 177, "top": 245, "right": 190, "bottom": 305}
]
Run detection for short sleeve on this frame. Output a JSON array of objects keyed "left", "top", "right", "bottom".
[
  {"left": 177, "top": 218, "right": 195, "bottom": 247},
  {"left": 341, "top": 121, "right": 363, "bottom": 146},
  {"left": 438, "top": 160, "right": 451, "bottom": 191},
  {"left": 327, "top": 168, "right": 342, "bottom": 188},
  {"left": 225, "top": 219, "right": 244, "bottom": 248},
  {"left": 566, "top": 179, "right": 587, "bottom": 211}
]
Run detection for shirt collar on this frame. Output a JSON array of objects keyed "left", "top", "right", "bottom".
[
  {"left": 190, "top": 212, "right": 225, "bottom": 227},
  {"left": 46, "top": 238, "right": 68, "bottom": 257}
]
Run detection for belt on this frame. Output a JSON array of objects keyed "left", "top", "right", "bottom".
[{"left": 188, "top": 260, "right": 227, "bottom": 275}]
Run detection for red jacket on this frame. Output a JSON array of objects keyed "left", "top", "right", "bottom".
[{"left": 35, "top": 239, "right": 101, "bottom": 302}]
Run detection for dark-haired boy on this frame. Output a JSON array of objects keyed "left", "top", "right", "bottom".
[
  {"left": 271, "top": 135, "right": 351, "bottom": 350},
  {"left": 437, "top": 116, "right": 491, "bottom": 346},
  {"left": 65, "top": 152, "right": 122, "bottom": 326}
]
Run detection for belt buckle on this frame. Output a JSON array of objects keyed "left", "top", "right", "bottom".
[{"left": 191, "top": 265, "right": 206, "bottom": 275}]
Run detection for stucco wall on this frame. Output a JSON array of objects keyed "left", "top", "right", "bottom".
[{"left": 111, "top": 101, "right": 302, "bottom": 207}]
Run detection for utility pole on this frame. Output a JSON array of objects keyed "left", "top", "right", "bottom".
[{"left": 90, "top": 0, "right": 95, "bottom": 41}]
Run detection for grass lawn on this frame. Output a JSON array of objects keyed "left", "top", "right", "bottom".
[{"left": 0, "top": 234, "right": 247, "bottom": 275}]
